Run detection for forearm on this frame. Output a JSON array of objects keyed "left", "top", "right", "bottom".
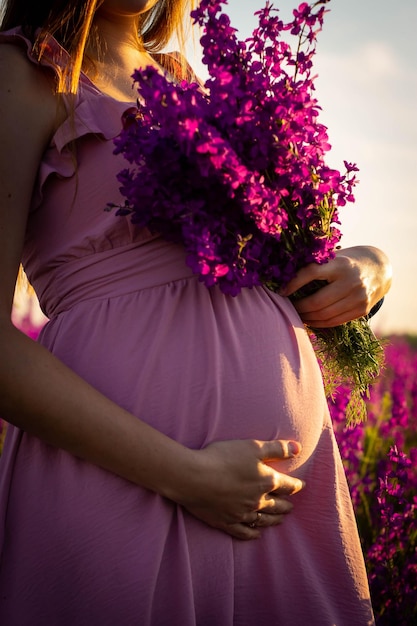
[{"left": 0, "top": 321, "right": 195, "bottom": 500}]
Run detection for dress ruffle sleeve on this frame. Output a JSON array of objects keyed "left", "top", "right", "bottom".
[{"left": 0, "top": 27, "right": 133, "bottom": 210}]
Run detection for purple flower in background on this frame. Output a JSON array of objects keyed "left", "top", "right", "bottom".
[{"left": 330, "top": 336, "right": 417, "bottom": 624}]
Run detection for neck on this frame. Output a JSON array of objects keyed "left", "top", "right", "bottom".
[
  {"left": 84, "top": 13, "right": 164, "bottom": 102},
  {"left": 88, "top": 13, "right": 144, "bottom": 66}
]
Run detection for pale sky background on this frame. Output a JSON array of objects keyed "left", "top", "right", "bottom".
[
  {"left": 4, "top": 0, "right": 417, "bottom": 336},
  {"left": 188, "top": 0, "right": 417, "bottom": 336}
]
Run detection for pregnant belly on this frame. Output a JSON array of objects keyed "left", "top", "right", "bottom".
[{"left": 41, "top": 278, "right": 327, "bottom": 475}]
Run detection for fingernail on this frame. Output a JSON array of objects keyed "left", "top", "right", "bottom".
[{"left": 288, "top": 441, "right": 301, "bottom": 456}]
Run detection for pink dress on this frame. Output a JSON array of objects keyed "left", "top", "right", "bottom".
[{"left": 0, "top": 29, "right": 374, "bottom": 625}]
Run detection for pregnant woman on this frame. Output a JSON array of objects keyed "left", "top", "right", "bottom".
[{"left": 0, "top": 1, "right": 391, "bottom": 624}]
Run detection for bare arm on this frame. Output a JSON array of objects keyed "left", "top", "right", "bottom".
[
  {"left": 0, "top": 44, "right": 303, "bottom": 540},
  {"left": 281, "top": 246, "right": 392, "bottom": 328}
]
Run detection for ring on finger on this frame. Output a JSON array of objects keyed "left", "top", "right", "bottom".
[{"left": 248, "top": 511, "right": 262, "bottom": 528}]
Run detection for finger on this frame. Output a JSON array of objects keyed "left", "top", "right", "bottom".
[
  {"left": 242, "top": 509, "right": 289, "bottom": 531},
  {"left": 300, "top": 309, "right": 357, "bottom": 328},
  {"left": 292, "top": 282, "right": 344, "bottom": 315},
  {"left": 257, "top": 439, "right": 302, "bottom": 461},
  {"left": 291, "top": 276, "right": 362, "bottom": 316},
  {"left": 280, "top": 263, "right": 329, "bottom": 296},
  {"left": 252, "top": 511, "right": 287, "bottom": 528},
  {"left": 296, "top": 295, "right": 366, "bottom": 327},
  {"left": 292, "top": 280, "right": 370, "bottom": 326},
  {"left": 268, "top": 473, "right": 305, "bottom": 496},
  {"left": 259, "top": 495, "right": 294, "bottom": 516},
  {"left": 225, "top": 523, "right": 261, "bottom": 541},
  {"left": 295, "top": 297, "right": 351, "bottom": 323},
  {"left": 242, "top": 510, "right": 264, "bottom": 527}
]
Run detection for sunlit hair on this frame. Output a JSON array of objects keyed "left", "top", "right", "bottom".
[{"left": 0, "top": 0, "right": 194, "bottom": 93}]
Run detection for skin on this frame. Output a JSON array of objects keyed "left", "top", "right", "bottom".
[
  {"left": 87, "top": 0, "right": 167, "bottom": 101},
  {"left": 0, "top": 1, "right": 391, "bottom": 540},
  {"left": 283, "top": 246, "right": 392, "bottom": 327}
]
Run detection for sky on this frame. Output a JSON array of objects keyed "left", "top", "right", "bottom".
[
  {"left": 4, "top": 0, "right": 417, "bottom": 335},
  {"left": 189, "top": 0, "right": 417, "bottom": 336}
]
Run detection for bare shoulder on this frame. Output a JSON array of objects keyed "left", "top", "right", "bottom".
[
  {"left": 0, "top": 42, "right": 65, "bottom": 313},
  {"left": 0, "top": 41, "right": 62, "bottom": 142}
]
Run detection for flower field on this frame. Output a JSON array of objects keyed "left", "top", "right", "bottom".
[
  {"left": 1, "top": 315, "right": 416, "bottom": 623},
  {"left": 329, "top": 335, "right": 417, "bottom": 624}
]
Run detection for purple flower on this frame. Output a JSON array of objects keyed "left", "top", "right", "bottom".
[
  {"left": 330, "top": 337, "right": 417, "bottom": 624},
  {"left": 111, "top": 0, "right": 352, "bottom": 296},
  {"left": 108, "top": 0, "right": 385, "bottom": 418}
]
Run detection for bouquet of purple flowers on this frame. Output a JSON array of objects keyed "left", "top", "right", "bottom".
[{"left": 108, "top": 0, "right": 384, "bottom": 422}]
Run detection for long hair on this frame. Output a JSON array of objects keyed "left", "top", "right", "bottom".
[{"left": 0, "top": 0, "right": 193, "bottom": 92}]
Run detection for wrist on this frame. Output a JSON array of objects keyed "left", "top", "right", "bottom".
[{"left": 155, "top": 444, "right": 202, "bottom": 505}]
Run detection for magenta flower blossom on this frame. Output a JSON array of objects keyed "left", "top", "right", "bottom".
[
  {"left": 112, "top": 0, "right": 351, "bottom": 295},
  {"left": 330, "top": 336, "right": 417, "bottom": 624},
  {"left": 109, "top": 0, "right": 384, "bottom": 416}
]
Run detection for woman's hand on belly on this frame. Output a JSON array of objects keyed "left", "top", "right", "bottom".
[{"left": 172, "top": 438, "right": 305, "bottom": 540}]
